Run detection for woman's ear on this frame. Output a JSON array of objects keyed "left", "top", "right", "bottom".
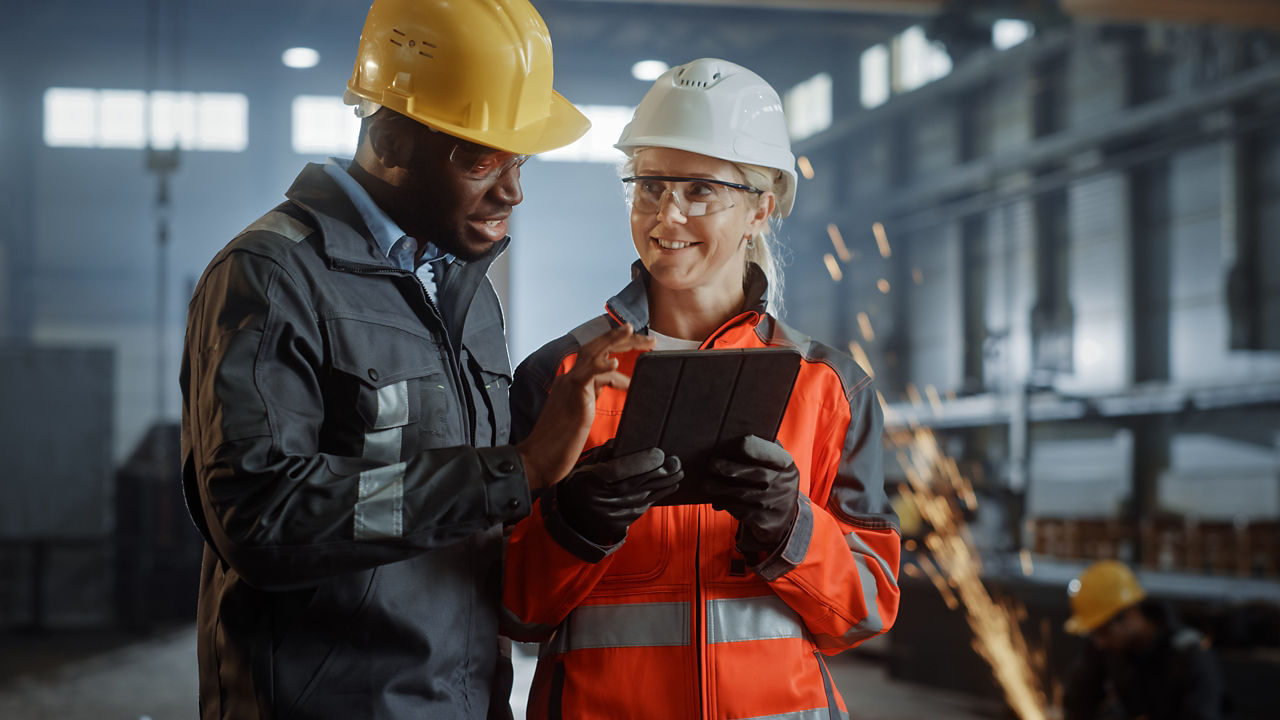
[{"left": 747, "top": 191, "right": 776, "bottom": 234}]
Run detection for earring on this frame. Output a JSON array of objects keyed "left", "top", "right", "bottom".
[{"left": 745, "top": 235, "right": 755, "bottom": 250}]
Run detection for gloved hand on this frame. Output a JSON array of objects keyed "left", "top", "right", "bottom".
[
  {"left": 553, "top": 446, "right": 682, "bottom": 549},
  {"left": 704, "top": 435, "right": 800, "bottom": 557}
]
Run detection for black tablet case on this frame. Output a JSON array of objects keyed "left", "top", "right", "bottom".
[{"left": 612, "top": 347, "right": 802, "bottom": 505}]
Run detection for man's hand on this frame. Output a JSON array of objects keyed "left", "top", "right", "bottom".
[
  {"left": 703, "top": 435, "right": 801, "bottom": 557},
  {"left": 516, "top": 324, "right": 655, "bottom": 491}
]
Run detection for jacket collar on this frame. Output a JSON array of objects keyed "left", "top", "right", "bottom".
[
  {"left": 283, "top": 162, "right": 509, "bottom": 275},
  {"left": 605, "top": 260, "right": 770, "bottom": 331}
]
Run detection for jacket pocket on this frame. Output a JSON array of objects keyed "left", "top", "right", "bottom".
[
  {"left": 593, "top": 508, "right": 671, "bottom": 586},
  {"left": 324, "top": 314, "right": 454, "bottom": 453},
  {"left": 468, "top": 327, "right": 514, "bottom": 444}
]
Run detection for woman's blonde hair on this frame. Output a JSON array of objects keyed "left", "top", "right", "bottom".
[{"left": 620, "top": 153, "right": 787, "bottom": 317}]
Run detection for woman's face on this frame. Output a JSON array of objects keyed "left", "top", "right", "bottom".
[{"left": 628, "top": 148, "right": 770, "bottom": 299}]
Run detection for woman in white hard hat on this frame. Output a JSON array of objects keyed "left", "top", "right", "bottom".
[{"left": 501, "top": 58, "right": 901, "bottom": 719}]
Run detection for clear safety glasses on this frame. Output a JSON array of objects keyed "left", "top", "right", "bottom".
[
  {"left": 449, "top": 141, "right": 529, "bottom": 180},
  {"left": 621, "top": 175, "right": 763, "bottom": 218}
]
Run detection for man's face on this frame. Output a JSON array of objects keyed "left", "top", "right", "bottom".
[
  {"left": 392, "top": 121, "right": 525, "bottom": 261},
  {"left": 1089, "top": 607, "right": 1143, "bottom": 654}
]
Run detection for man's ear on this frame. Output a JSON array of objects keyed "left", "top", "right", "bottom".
[{"left": 366, "top": 114, "right": 415, "bottom": 170}]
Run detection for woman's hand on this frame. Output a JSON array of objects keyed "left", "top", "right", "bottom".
[
  {"left": 704, "top": 435, "right": 801, "bottom": 557},
  {"left": 516, "top": 324, "right": 655, "bottom": 492}
]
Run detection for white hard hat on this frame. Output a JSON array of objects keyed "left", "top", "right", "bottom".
[{"left": 615, "top": 58, "right": 798, "bottom": 217}]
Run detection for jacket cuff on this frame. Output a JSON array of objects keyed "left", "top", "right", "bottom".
[
  {"left": 540, "top": 483, "right": 623, "bottom": 563},
  {"left": 478, "top": 446, "right": 531, "bottom": 524},
  {"left": 749, "top": 494, "right": 813, "bottom": 581}
]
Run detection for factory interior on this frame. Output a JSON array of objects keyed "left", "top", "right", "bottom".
[{"left": 2, "top": 0, "right": 1279, "bottom": 718}]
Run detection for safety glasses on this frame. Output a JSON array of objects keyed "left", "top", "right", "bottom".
[
  {"left": 621, "top": 175, "right": 762, "bottom": 218},
  {"left": 449, "top": 141, "right": 529, "bottom": 180}
]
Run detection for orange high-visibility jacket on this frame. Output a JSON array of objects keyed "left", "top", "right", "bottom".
[{"left": 503, "top": 265, "right": 901, "bottom": 720}]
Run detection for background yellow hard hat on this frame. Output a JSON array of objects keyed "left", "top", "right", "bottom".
[
  {"left": 1064, "top": 560, "right": 1147, "bottom": 634},
  {"left": 344, "top": 0, "right": 590, "bottom": 155}
]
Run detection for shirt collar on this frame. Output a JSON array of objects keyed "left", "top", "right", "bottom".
[{"left": 323, "top": 158, "right": 450, "bottom": 270}]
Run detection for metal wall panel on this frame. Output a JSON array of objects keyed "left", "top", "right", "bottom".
[
  {"left": 1066, "top": 35, "right": 1128, "bottom": 127},
  {"left": 1062, "top": 172, "right": 1132, "bottom": 392},
  {"left": 0, "top": 346, "right": 113, "bottom": 537},
  {"left": 906, "top": 224, "right": 963, "bottom": 391}
]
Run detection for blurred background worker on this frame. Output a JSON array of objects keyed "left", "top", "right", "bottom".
[
  {"left": 501, "top": 58, "right": 900, "bottom": 720},
  {"left": 1063, "top": 560, "right": 1225, "bottom": 720},
  {"left": 178, "top": 0, "right": 641, "bottom": 718}
]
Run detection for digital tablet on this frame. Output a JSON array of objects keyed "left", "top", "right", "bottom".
[{"left": 612, "top": 347, "right": 802, "bottom": 505}]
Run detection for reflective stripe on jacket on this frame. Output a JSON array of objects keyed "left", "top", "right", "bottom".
[{"left": 502, "top": 263, "right": 901, "bottom": 720}]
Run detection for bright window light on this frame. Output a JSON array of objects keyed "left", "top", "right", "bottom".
[
  {"left": 98, "top": 90, "right": 147, "bottom": 148},
  {"left": 282, "top": 47, "right": 321, "bottom": 69},
  {"left": 993, "top": 19, "right": 1033, "bottom": 50},
  {"left": 784, "top": 72, "right": 832, "bottom": 141},
  {"left": 859, "top": 44, "right": 890, "bottom": 109},
  {"left": 538, "top": 105, "right": 635, "bottom": 163},
  {"left": 292, "top": 95, "right": 361, "bottom": 156},
  {"left": 893, "top": 25, "right": 952, "bottom": 94},
  {"left": 631, "top": 60, "right": 669, "bottom": 82},
  {"left": 197, "top": 93, "right": 249, "bottom": 151},
  {"left": 43, "top": 87, "right": 248, "bottom": 151},
  {"left": 44, "top": 88, "right": 96, "bottom": 146}
]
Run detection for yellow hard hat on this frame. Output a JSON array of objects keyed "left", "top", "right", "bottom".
[
  {"left": 344, "top": 0, "right": 590, "bottom": 155},
  {"left": 1064, "top": 560, "right": 1147, "bottom": 634}
]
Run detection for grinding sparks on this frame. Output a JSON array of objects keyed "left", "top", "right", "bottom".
[
  {"left": 797, "top": 155, "right": 815, "bottom": 180},
  {"left": 823, "top": 253, "right": 843, "bottom": 281},
  {"left": 877, "top": 278, "right": 891, "bottom": 294},
  {"left": 873, "top": 221, "right": 892, "bottom": 258},
  {"left": 913, "top": 267, "right": 924, "bottom": 285},
  {"left": 847, "top": 341, "right": 874, "bottom": 379},
  {"left": 827, "top": 224, "right": 852, "bottom": 262},
  {"left": 856, "top": 311, "right": 875, "bottom": 341},
  {"left": 893, "top": 428, "right": 1051, "bottom": 720}
]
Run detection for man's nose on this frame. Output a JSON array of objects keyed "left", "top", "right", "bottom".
[{"left": 492, "top": 163, "right": 523, "bottom": 206}]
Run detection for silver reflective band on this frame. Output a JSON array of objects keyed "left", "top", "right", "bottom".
[
  {"left": 706, "top": 595, "right": 805, "bottom": 645},
  {"left": 354, "top": 462, "right": 405, "bottom": 540},
  {"left": 811, "top": 553, "right": 884, "bottom": 650},
  {"left": 740, "top": 708, "right": 849, "bottom": 720},
  {"left": 374, "top": 381, "right": 410, "bottom": 427},
  {"left": 238, "top": 210, "right": 311, "bottom": 243},
  {"left": 844, "top": 530, "right": 898, "bottom": 590},
  {"left": 363, "top": 380, "right": 408, "bottom": 464},
  {"left": 548, "top": 602, "right": 689, "bottom": 653}
]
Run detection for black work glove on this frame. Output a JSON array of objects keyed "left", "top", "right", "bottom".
[
  {"left": 704, "top": 435, "right": 800, "bottom": 557},
  {"left": 550, "top": 446, "right": 682, "bottom": 557}
]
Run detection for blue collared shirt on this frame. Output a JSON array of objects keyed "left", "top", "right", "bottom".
[{"left": 324, "top": 158, "right": 450, "bottom": 302}]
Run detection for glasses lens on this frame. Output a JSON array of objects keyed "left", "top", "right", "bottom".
[
  {"left": 451, "top": 142, "right": 529, "bottom": 179},
  {"left": 626, "top": 178, "right": 737, "bottom": 217}
]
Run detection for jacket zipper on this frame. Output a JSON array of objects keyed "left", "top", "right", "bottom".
[
  {"left": 331, "top": 260, "right": 476, "bottom": 443},
  {"left": 694, "top": 507, "right": 707, "bottom": 719}
]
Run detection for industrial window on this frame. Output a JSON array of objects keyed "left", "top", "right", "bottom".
[
  {"left": 291, "top": 95, "right": 361, "bottom": 156},
  {"left": 893, "top": 26, "right": 952, "bottom": 94},
  {"left": 860, "top": 44, "right": 890, "bottom": 109},
  {"left": 43, "top": 87, "right": 248, "bottom": 151},
  {"left": 785, "top": 72, "right": 832, "bottom": 142},
  {"left": 538, "top": 105, "right": 635, "bottom": 163},
  {"left": 992, "top": 19, "right": 1033, "bottom": 50}
]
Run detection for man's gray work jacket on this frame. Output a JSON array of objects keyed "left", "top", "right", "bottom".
[{"left": 180, "top": 163, "right": 530, "bottom": 719}]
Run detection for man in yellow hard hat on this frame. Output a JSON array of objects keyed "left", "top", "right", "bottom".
[
  {"left": 180, "top": 1, "right": 660, "bottom": 717},
  {"left": 1062, "top": 560, "right": 1224, "bottom": 720}
]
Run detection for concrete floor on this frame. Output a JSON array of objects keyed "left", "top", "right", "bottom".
[{"left": 0, "top": 626, "right": 1000, "bottom": 719}]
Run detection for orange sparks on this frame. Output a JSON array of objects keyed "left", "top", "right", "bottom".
[
  {"left": 797, "top": 155, "right": 815, "bottom": 179},
  {"left": 823, "top": 253, "right": 843, "bottom": 281},
  {"left": 872, "top": 221, "right": 891, "bottom": 258},
  {"left": 856, "top": 311, "right": 874, "bottom": 341},
  {"left": 877, "top": 278, "right": 891, "bottom": 293},
  {"left": 827, "top": 224, "right": 852, "bottom": 262}
]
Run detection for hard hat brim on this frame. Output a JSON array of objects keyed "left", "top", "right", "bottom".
[{"left": 420, "top": 91, "right": 590, "bottom": 157}]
